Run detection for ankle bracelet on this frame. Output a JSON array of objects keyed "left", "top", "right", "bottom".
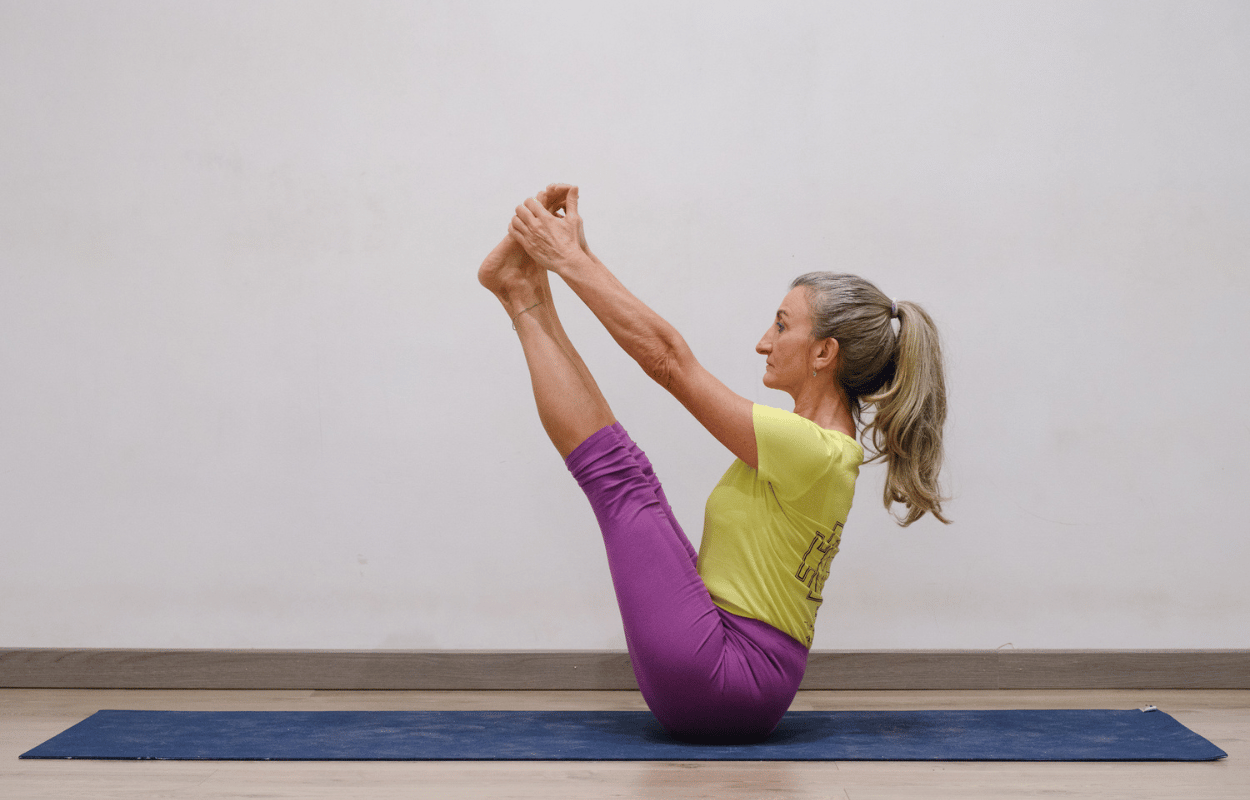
[{"left": 511, "top": 300, "right": 544, "bottom": 331}]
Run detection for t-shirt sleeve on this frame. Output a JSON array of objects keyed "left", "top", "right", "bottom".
[{"left": 753, "top": 404, "right": 842, "bottom": 500}]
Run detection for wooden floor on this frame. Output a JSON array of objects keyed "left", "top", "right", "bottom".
[{"left": 2, "top": 688, "right": 1245, "bottom": 799}]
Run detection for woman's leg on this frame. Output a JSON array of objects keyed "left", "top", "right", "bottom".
[
  {"left": 480, "top": 237, "right": 805, "bottom": 741},
  {"left": 565, "top": 424, "right": 808, "bottom": 742},
  {"left": 479, "top": 235, "right": 614, "bottom": 458},
  {"left": 617, "top": 432, "right": 698, "bottom": 568}
]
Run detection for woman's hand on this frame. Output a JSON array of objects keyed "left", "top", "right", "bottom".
[
  {"left": 536, "top": 184, "right": 591, "bottom": 255},
  {"left": 510, "top": 185, "right": 591, "bottom": 274}
]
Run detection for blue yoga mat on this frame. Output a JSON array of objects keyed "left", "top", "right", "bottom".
[{"left": 21, "top": 708, "right": 1226, "bottom": 762}]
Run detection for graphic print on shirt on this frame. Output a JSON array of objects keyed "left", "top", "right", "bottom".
[{"left": 795, "top": 521, "right": 843, "bottom": 604}]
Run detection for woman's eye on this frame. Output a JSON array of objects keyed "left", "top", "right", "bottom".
[{"left": 776, "top": 323, "right": 785, "bottom": 332}]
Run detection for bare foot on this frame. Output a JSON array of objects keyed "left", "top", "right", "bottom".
[
  {"left": 478, "top": 234, "right": 528, "bottom": 293},
  {"left": 478, "top": 186, "right": 574, "bottom": 311},
  {"left": 478, "top": 234, "right": 549, "bottom": 320}
]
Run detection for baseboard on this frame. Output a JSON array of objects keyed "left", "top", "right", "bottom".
[{"left": 3, "top": 649, "right": 1247, "bottom": 691}]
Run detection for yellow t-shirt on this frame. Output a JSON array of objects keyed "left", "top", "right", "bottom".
[{"left": 697, "top": 404, "right": 863, "bottom": 647}]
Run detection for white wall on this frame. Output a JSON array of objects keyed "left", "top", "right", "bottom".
[{"left": 2, "top": 1, "right": 1247, "bottom": 650}]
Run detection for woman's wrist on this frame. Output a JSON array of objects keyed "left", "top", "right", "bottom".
[{"left": 551, "top": 249, "right": 597, "bottom": 279}]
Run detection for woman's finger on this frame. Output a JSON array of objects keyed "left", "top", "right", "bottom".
[
  {"left": 514, "top": 204, "right": 537, "bottom": 231},
  {"left": 508, "top": 218, "right": 534, "bottom": 252},
  {"left": 543, "top": 184, "right": 571, "bottom": 214},
  {"left": 540, "top": 191, "right": 565, "bottom": 217},
  {"left": 523, "top": 197, "right": 550, "bottom": 219},
  {"left": 509, "top": 213, "right": 530, "bottom": 240},
  {"left": 507, "top": 224, "right": 527, "bottom": 250}
]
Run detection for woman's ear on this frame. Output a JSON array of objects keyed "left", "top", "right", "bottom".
[{"left": 815, "top": 337, "right": 840, "bottom": 372}]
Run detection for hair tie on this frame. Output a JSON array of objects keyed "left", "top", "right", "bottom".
[{"left": 890, "top": 299, "right": 899, "bottom": 319}]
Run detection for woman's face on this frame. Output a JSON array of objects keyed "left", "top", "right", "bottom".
[{"left": 756, "top": 287, "right": 820, "bottom": 396}]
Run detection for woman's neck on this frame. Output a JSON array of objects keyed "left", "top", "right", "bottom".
[{"left": 792, "top": 386, "right": 856, "bottom": 438}]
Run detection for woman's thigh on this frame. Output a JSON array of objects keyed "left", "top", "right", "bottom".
[{"left": 565, "top": 423, "right": 807, "bottom": 741}]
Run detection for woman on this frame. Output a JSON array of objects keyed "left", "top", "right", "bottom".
[{"left": 478, "top": 184, "right": 948, "bottom": 743}]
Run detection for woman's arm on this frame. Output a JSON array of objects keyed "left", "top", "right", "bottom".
[{"left": 510, "top": 186, "right": 758, "bottom": 469}]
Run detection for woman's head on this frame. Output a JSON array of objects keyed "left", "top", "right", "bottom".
[
  {"left": 790, "top": 272, "right": 950, "bottom": 527},
  {"left": 754, "top": 285, "right": 841, "bottom": 398},
  {"left": 789, "top": 273, "right": 898, "bottom": 407}
]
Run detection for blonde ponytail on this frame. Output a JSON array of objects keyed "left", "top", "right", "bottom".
[
  {"left": 862, "top": 300, "right": 949, "bottom": 526},
  {"left": 790, "top": 273, "right": 950, "bottom": 526}
]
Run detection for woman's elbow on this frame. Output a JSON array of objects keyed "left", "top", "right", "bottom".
[
  {"left": 644, "top": 352, "right": 676, "bottom": 389},
  {"left": 640, "top": 336, "right": 692, "bottom": 391}
]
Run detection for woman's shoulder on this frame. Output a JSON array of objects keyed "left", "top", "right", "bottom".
[{"left": 753, "top": 404, "right": 863, "bottom": 464}]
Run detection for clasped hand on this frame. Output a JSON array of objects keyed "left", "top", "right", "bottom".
[{"left": 509, "top": 184, "right": 591, "bottom": 274}]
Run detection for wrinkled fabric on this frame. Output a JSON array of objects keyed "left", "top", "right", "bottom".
[{"left": 566, "top": 423, "right": 808, "bottom": 743}]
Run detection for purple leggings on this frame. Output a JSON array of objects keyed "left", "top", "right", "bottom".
[{"left": 565, "top": 422, "right": 808, "bottom": 743}]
